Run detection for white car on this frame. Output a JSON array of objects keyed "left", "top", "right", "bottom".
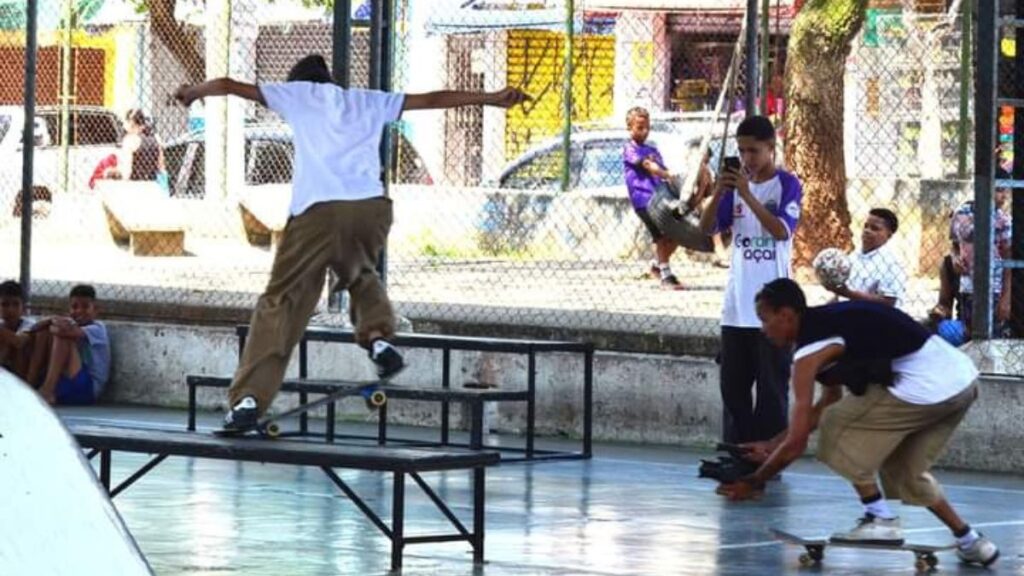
[{"left": 0, "top": 105, "right": 123, "bottom": 217}]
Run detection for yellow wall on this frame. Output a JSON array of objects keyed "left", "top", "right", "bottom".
[{"left": 505, "top": 29, "right": 615, "bottom": 159}]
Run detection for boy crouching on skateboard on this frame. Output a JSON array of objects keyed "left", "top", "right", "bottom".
[
  {"left": 174, "top": 54, "right": 529, "bottom": 432},
  {"left": 719, "top": 278, "right": 998, "bottom": 567}
]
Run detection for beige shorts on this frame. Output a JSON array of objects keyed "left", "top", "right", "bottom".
[{"left": 816, "top": 382, "right": 977, "bottom": 506}]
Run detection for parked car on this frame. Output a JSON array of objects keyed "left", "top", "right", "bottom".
[
  {"left": 0, "top": 105, "right": 123, "bottom": 216},
  {"left": 164, "top": 124, "right": 433, "bottom": 198}
]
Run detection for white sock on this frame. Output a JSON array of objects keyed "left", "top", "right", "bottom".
[
  {"left": 233, "top": 396, "right": 257, "bottom": 410},
  {"left": 658, "top": 263, "right": 672, "bottom": 279},
  {"left": 372, "top": 339, "right": 392, "bottom": 357},
  {"left": 864, "top": 499, "right": 897, "bottom": 520},
  {"left": 649, "top": 259, "right": 659, "bottom": 269},
  {"left": 957, "top": 528, "right": 980, "bottom": 548}
]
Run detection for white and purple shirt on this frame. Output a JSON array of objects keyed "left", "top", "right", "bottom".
[{"left": 714, "top": 169, "right": 803, "bottom": 327}]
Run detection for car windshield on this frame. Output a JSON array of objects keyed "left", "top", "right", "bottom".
[
  {"left": 579, "top": 140, "right": 626, "bottom": 188},
  {"left": 500, "top": 147, "right": 568, "bottom": 191}
]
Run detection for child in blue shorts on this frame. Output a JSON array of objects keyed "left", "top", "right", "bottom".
[{"left": 27, "top": 284, "right": 110, "bottom": 405}]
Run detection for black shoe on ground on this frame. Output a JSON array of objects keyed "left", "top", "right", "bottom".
[
  {"left": 370, "top": 339, "right": 405, "bottom": 380},
  {"left": 222, "top": 396, "right": 259, "bottom": 431},
  {"left": 661, "top": 274, "right": 685, "bottom": 291}
]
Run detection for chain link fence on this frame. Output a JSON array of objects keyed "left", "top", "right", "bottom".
[
  {"left": 2, "top": 0, "right": 1018, "bottom": 362},
  {"left": 386, "top": 2, "right": 761, "bottom": 338}
]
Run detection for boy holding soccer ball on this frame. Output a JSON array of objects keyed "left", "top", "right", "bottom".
[{"left": 824, "top": 208, "right": 905, "bottom": 308}]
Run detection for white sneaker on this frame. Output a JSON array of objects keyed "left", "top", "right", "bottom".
[
  {"left": 830, "top": 515, "right": 904, "bottom": 545},
  {"left": 957, "top": 534, "right": 999, "bottom": 566}
]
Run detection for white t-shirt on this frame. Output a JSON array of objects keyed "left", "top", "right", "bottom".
[
  {"left": 259, "top": 82, "right": 406, "bottom": 217},
  {"left": 846, "top": 243, "right": 906, "bottom": 307},
  {"left": 889, "top": 336, "right": 977, "bottom": 404},
  {"left": 714, "top": 169, "right": 803, "bottom": 327}
]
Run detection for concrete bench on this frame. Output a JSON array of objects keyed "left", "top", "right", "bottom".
[
  {"left": 238, "top": 186, "right": 289, "bottom": 247},
  {"left": 70, "top": 421, "right": 498, "bottom": 571},
  {"left": 99, "top": 181, "right": 185, "bottom": 256}
]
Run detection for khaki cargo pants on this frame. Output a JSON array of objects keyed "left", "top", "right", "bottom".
[
  {"left": 816, "top": 382, "right": 977, "bottom": 506},
  {"left": 228, "top": 198, "right": 395, "bottom": 412}
]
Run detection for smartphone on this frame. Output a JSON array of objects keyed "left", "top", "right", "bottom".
[{"left": 723, "top": 156, "right": 742, "bottom": 173}]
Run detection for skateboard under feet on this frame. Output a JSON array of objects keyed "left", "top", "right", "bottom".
[
  {"left": 215, "top": 380, "right": 387, "bottom": 439},
  {"left": 771, "top": 528, "right": 955, "bottom": 571}
]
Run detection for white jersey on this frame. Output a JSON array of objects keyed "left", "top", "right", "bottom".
[{"left": 714, "top": 169, "right": 803, "bottom": 327}]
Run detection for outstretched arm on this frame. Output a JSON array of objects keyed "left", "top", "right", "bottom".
[
  {"left": 403, "top": 87, "right": 530, "bottom": 111},
  {"left": 174, "top": 78, "right": 266, "bottom": 107}
]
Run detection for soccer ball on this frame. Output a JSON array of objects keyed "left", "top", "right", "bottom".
[{"left": 812, "top": 248, "right": 851, "bottom": 288}]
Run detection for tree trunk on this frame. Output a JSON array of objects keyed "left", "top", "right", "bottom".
[
  {"left": 147, "top": 0, "right": 206, "bottom": 84},
  {"left": 784, "top": 0, "right": 869, "bottom": 266}
]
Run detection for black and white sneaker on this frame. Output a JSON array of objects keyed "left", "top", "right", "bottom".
[
  {"left": 222, "top": 396, "right": 259, "bottom": 431},
  {"left": 369, "top": 339, "right": 405, "bottom": 380}
]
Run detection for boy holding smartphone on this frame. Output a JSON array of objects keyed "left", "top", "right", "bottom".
[{"left": 698, "top": 115, "right": 803, "bottom": 449}]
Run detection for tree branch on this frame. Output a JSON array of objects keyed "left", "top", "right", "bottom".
[{"left": 147, "top": 0, "right": 206, "bottom": 84}]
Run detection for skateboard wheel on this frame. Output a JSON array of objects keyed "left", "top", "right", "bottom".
[
  {"left": 798, "top": 553, "right": 813, "bottom": 566},
  {"left": 368, "top": 390, "right": 387, "bottom": 408},
  {"left": 914, "top": 558, "right": 928, "bottom": 572},
  {"left": 263, "top": 423, "right": 281, "bottom": 438}
]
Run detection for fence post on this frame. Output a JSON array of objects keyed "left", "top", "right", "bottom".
[
  {"left": 971, "top": 0, "right": 997, "bottom": 341},
  {"left": 560, "top": 0, "right": 575, "bottom": 193},
  {"left": 744, "top": 0, "right": 759, "bottom": 115},
  {"left": 20, "top": 0, "right": 40, "bottom": 302}
]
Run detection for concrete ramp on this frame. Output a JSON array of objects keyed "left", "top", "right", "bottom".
[{"left": 0, "top": 369, "right": 151, "bottom": 575}]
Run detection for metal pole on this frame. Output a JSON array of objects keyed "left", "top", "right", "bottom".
[
  {"left": 971, "top": 0, "right": 997, "bottom": 340},
  {"left": 60, "top": 0, "right": 72, "bottom": 196},
  {"left": 377, "top": 0, "right": 394, "bottom": 286},
  {"left": 20, "top": 0, "right": 40, "bottom": 300},
  {"left": 369, "top": 0, "right": 382, "bottom": 90},
  {"left": 560, "top": 0, "right": 574, "bottom": 192},
  {"left": 332, "top": 0, "right": 352, "bottom": 87},
  {"left": 1011, "top": 0, "right": 1024, "bottom": 336},
  {"left": 956, "top": 0, "right": 972, "bottom": 178},
  {"left": 743, "top": 0, "right": 759, "bottom": 115},
  {"left": 328, "top": 0, "right": 353, "bottom": 312},
  {"left": 759, "top": 0, "right": 771, "bottom": 114}
]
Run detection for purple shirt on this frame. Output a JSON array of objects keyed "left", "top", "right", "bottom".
[{"left": 623, "top": 140, "right": 665, "bottom": 210}]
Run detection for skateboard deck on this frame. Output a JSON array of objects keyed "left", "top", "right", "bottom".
[
  {"left": 771, "top": 528, "right": 955, "bottom": 571},
  {"left": 215, "top": 380, "right": 388, "bottom": 438}
]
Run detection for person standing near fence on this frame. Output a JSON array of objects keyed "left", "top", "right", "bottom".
[
  {"left": 174, "top": 54, "right": 530, "bottom": 432},
  {"left": 698, "top": 115, "right": 803, "bottom": 447}
]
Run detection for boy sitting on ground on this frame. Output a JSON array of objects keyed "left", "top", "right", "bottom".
[
  {"left": 0, "top": 280, "right": 34, "bottom": 378},
  {"left": 26, "top": 284, "right": 111, "bottom": 405}
]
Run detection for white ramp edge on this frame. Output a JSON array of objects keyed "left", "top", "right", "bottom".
[{"left": 0, "top": 369, "right": 152, "bottom": 575}]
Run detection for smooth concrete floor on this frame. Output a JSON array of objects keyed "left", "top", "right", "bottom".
[{"left": 61, "top": 406, "right": 1024, "bottom": 576}]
